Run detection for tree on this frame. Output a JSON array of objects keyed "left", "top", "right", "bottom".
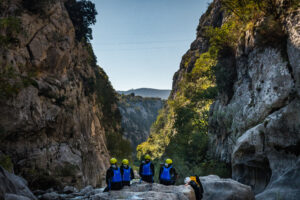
[{"left": 65, "top": 0, "right": 97, "bottom": 41}]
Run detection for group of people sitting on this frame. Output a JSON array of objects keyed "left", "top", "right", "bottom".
[{"left": 104, "top": 154, "right": 204, "bottom": 200}]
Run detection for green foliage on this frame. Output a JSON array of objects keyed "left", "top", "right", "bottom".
[
  {"left": 65, "top": 0, "right": 97, "bottom": 41},
  {"left": 136, "top": 36, "right": 229, "bottom": 180},
  {"left": 0, "top": 65, "right": 21, "bottom": 98},
  {"left": 0, "top": 17, "right": 21, "bottom": 47},
  {"left": 0, "top": 154, "right": 13, "bottom": 173},
  {"left": 106, "top": 130, "right": 133, "bottom": 161},
  {"left": 0, "top": 65, "right": 38, "bottom": 99},
  {"left": 212, "top": 48, "right": 237, "bottom": 97},
  {"left": 205, "top": 20, "right": 241, "bottom": 53},
  {"left": 255, "top": 15, "right": 286, "bottom": 48},
  {"left": 221, "top": 0, "right": 264, "bottom": 22}
]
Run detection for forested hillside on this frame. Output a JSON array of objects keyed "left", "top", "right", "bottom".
[{"left": 118, "top": 94, "right": 164, "bottom": 149}]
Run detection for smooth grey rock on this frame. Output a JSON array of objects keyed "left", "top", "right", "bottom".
[
  {"left": 41, "top": 192, "right": 60, "bottom": 200},
  {"left": 0, "top": 167, "right": 37, "bottom": 200},
  {"left": 90, "top": 183, "right": 195, "bottom": 200},
  {"left": 5, "top": 193, "right": 31, "bottom": 200},
  {"left": 201, "top": 175, "right": 255, "bottom": 200},
  {"left": 79, "top": 185, "right": 94, "bottom": 195},
  {"left": 63, "top": 186, "right": 78, "bottom": 194}
]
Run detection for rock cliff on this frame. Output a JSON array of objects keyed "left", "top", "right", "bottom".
[
  {"left": 118, "top": 95, "right": 164, "bottom": 148},
  {"left": 0, "top": 0, "right": 121, "bottom": 189},
  {"left": 207, "top": 1, "right": 300, "bottom": 200}
]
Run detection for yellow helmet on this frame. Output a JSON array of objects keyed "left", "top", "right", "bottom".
[
  {"left": 122, "top": 159, "right": 129, "bottom": 165},
  {"left": 144, "top": 154, "right": 151, "bottom": 160},
  {"left": 110, "top": 157, "right": 117, "bottom": 164},
  {"left": 165, "top": 158, "right": 172, "bottom": 164}
]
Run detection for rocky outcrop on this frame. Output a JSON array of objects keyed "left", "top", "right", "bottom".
[
  {"left": 0, "top": 166, "right": 37, "bottom": 200},
  {"left": 35, "top": 183, "right": 195, "bottom": 200},
  {"left": 118, "top": 95, "right": 164, "bottom": 148},
  {"left": 0, "top": 0, "right": 120, "bottom": 189},
  {"left": 208, "top": 2, "right": 300, "bottom": 200},
  {"left": 33, "top": 177, "right": 254, "bottom": 200},
  {"left": 201, "top": 175, "right": 254, "bottom": 200}
]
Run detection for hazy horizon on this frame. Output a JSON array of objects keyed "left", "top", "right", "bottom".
[{"left": 90, "top": 0, "right": 212, "bottom": 91}]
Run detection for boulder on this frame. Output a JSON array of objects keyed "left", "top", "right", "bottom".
[
  {"left": 63, "top": 186, "right": 78, "bottom": 194},
  {"left": 0, "top": 167, "right": 37, "bottom": 200},
  {"left": 90, "top": 183, "right": 195, "bottom": 200},
  {"left": 40, "top": 192, "right": 60, "bottom": 200},
  {"left": 201, "top": 175, "right": 255, "bottom": 200},
  {"left": 5, "top": 193, "right": 31, "bottom": 200},
  {"left": 79, "top": 185, "right": 94, "bottom": 195}
]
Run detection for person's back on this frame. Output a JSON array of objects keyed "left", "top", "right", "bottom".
[
  {"left": 120, "top": 159, "right": 134, "bottom": 186},
  {"left": 184, "top": 176, "right": 204, "bottom": 200},
  {"left": 159, "top": 158, "right": 177, "bottom": 185},
  {"left": 139, "top": 154, "right": 154, "bottom": 183},
  {"left": 104, "top": 158, "right": 123, "bottom": 192}
]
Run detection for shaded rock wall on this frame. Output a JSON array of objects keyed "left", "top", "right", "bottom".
[
  {"left": 0, "top": 166, "right": 37, "bottom": 200},
  {"left": 0, "top": 0, "right": 119, "bottom": 189}
]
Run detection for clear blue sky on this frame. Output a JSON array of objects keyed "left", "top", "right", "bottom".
[{"left": 90, "top": 0, "right": 211, "bottom": 91}]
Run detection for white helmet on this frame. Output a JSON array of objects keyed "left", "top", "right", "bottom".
[{"left": 184, "top": 177, "right": 191, "bottom": 184}]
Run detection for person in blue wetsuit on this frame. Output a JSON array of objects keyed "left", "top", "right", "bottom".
[
  {"left": 159, "top": 158, "right": 177, "bottom": 185},
  {"left": 139, "top": 154, "right": 155, "bottom": 183},
  {"left": 120, "top": 159, "right": 134, "bottom": 186},
  {"left": 104, "top": 158, "right": 123, "bottom": 192}
]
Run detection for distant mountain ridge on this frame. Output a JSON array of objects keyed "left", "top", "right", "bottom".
[{"left": 118, "top": 88, "right": 171, "bottom": 99}]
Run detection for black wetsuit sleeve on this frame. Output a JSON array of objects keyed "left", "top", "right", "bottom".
[
  {"left": 198, "top": 177, "right": 204, "bottom": 194},
  {"left": 158, "top": 167, "right": 163, "bottom": 180},
  {"left": 139, "top": 163, "right": 143, "bottom": 176},
  {"left": 151, "top": 163, "right": 155, "bottom": 176},
  {"left": 120, "top": 166, "right": 124, "bottom": 176},
  {"left": 130, "top": 168, "right": 135, "bottom": 179},
  {"left": 189, "top": 181, "right": 201, "bottom": 200},
  {"left": 106, "top": 168, "right": 113, "bottom": 185},
  {"left": 171, "top": 168, "right": 178, "bottom": 180}
]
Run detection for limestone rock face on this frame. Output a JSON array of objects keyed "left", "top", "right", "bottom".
[
  {"left": 0, "top": 167, "right": 37, "bottom": 200},
  {"left": 201, "top": 175, "right": 255, "bottom": 200},
  {"left": 207, "top": 3, "right": 300, "bottom": 200},
  {"left": 0, "top": 0, "right": 119, "bottom": 189}
]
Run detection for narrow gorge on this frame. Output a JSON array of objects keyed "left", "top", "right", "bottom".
[{"left": 1, "top": 0, "right": 299, "bottom": 200}]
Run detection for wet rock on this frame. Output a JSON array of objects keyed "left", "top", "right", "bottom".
[
  {"left": 90, "top": 183, "right": 195, "bottom": 200},
  {"left": 63, "top": 186, "right": 78, "bottom": 194},
  {"left": 79, "top": 185, "right": 94, "bottom": 195},
  {"left": 0, "top": 167, "right": 37, "bottom": 200},
  {"left": 5, "top": 193, "right": 31, "bottom": 200},
  {"left": 40, "top": 192, "right": 60, "bottom": 200},
  {"left": 201, "top": 175, "right": 255, "bottom": 200}
]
